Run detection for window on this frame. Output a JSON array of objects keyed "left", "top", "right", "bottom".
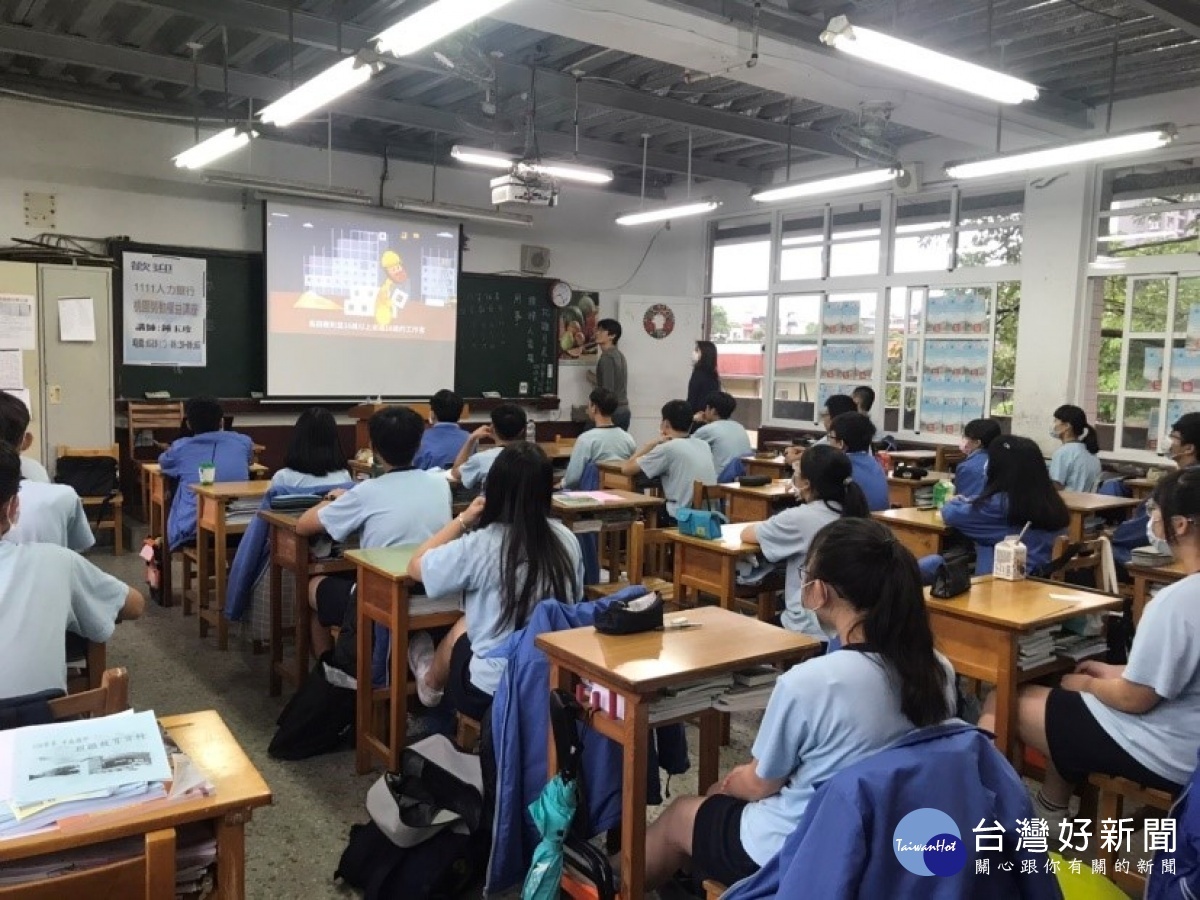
[
  {"left": 1094, "top": 161, "right": 1200, "bottom": 263},
  {"left": 892, "top": 190, "right": 1023, "bottom": 274},
  {"left": 710, "top": 221, "right": 770, "bottom": 294},
  {"left": 779, "top": 203, "right": 882, "bottom": 281},
  {"left": 710, "top": 295, "right": 769, "bottom": 429}
]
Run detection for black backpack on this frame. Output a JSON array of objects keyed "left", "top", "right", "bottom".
[
  {"left": 55, "top": 455, "right": 119, "bottom": 524},
  {"left": 268, "top": 651, "right": 356, "bottom": 760}
]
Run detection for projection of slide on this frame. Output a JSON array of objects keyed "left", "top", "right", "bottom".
[{"left": 265, "top": 201, "right": 460, "bottom": 397}]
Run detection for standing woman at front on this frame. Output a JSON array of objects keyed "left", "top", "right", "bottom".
[
  {"left": 1049, "top": 404, "right": 1102, "bottom": 492},
  {"left": 688, "top": 341, "right": 722, "bottom": 421}
]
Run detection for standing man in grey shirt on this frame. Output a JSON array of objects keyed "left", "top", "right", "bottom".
[{"left": 588, "top": 318, "right": 631, "bottom": 430}]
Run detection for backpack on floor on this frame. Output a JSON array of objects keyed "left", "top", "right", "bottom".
[
  {"left": 268, "top": 651, "right": 355, "bottom": 760},
  {"left": 55, "top": 455, "right": 119, "bottom": 524}
]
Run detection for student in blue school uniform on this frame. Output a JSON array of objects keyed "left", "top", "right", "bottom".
[
  {"left": 406, "top": 443, "right": 584, "bottom": 717},
  {"left": 270, "top": 407, "right": 350, "bottom": 490},
  {"left": 641, "top": 517, "right": 956, "bottom": 891},
  {"left": 940, "top": 435, "right": 1070, "bottom": 575},
  {"left": 954, "top": 417, "right": 1003, "bottom": 499},
  {"left": 450, "top": 403, "right": 527, "bottom": 491},
  {"left": 297, "top": 406, "right": 451, "bottom": 656},
  {"left": 693, "top": 391, "right": 754, "bottom": 479},
  {"left": 622, "top": 399, "right": 717, "bottom": 523},
  {"left": 559, "top": 388, "right": 636, "bottom": 490},
  {"left": 826, "top": 411, "right": 889, "bottom": 512},
  {"left": 1049, "top": 404, "right": 1102, "bottom": 492},
  {"left": 982, "top": 466, "right": 1200, "bottom": 833},
  {"left": 413, "top": 389, "right": 469, "bottom": 470},
  {"left": 158, "top": 397, "right": 253, "bottom": 551},
  {"left": 740, "top": 444, "right": 869, "bottom": 640}
]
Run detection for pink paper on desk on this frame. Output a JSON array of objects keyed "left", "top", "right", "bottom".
[{"left": 561, "top": 491, "right": 624, "bottom": 502}]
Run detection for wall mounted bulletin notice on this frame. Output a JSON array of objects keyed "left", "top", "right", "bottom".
[
  {"left": 57, "top": 297, "right": 96, "bottom": 342},
  {"left": 0, "top": 294, "right": 35, "bottom": 350},
  {"left": 122, "top": 252, "right": 207, "bottom": 367}
]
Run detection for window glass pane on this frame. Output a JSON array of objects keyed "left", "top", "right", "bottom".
[
  {"left": 1173, "top": 277, "right": 1200, "bottom": 334},
  {"left": 1130, "top": 278, "right": 1170, "bottom": 333},
  {"left": 772, "top": 340, "right": 819, "bottom": 421},
  {"left": 957, "top": 191, "right": 1023, "bottom": 268},
  {"left": 1125, "top": 339, "right": 1165, "bottom": 392},
  {"left": 780, "top": 212, "right": 824, "bottom": 281},
  {"left": 1120, "top": 397, "right": 1159, "bottom": 452},
  {"left": 1097, "top": 191, "right": 1200, "bottom": 261},
  {"left": 711, "top": 241, "right": 769, "bottom": 294},
  {"left": 829, "top": 203, "right": 881, "bottom": 276},
  {"left": 712, "top": 295, "right": 768, "bottom": 429},
  {"left": 992, "top": 282, "right": 1017, "bottom": 416},
  {"left": 894, "top": 195, "right": 952, "bottom": 273},
  {"left": 777, "top": 294, "right": 821, "bottom": 338}
]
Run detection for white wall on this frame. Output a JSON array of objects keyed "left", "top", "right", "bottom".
[{"left": 0, "top": 96, "right": 707, "bottom": 420}]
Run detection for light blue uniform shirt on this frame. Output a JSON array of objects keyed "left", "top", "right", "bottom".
[
  {"left": 420, "top": 520, "right": 585, "bottom": 695},
  {"left": 1049, "top": 441, "right": 1102, "bottom": 492},
  {"left": 693, "top": 419, "right": 754, "bottom": 479},
  {"left": 414, "top": 422, "right": 469, "bottom": 470},
  {"left": 317, "top": 468, "right": 451, "bottom": 548},
  {"left": 459, "top": 446, "right": 503, "bottom": 491},
  {"left": 159, "top": 431, "right": 254, "bottom": 550},
  {"left": 752, "top": 501, "right": 842, "bottom": 638},
  {"left": 742, "top": 648, "right": 956, "bottom": 865},
  {"left": 638, "top": 436, "right": 717, "bottom": 518},
  {"left": 953, "top": 449, "right": 988, "bottom": 498},
  {"left": 5, "top": 482, "right": 94, "bottom": 551},
  {"left": 847, "top": 451, "right": 889, "bottom": 512},
  {"left": 1083, "top": 573, "right": 1200, "bottom": 786},
  {"left": 562, "top": 426, "right": 636, "bottom": 489}
]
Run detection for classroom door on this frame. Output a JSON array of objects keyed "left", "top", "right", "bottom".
[
  {"left": 38, "top": 265, "right": 114, "bottom": 476},
  {"left": 617, "top": 295, "right": 705, "bottom": 443}
]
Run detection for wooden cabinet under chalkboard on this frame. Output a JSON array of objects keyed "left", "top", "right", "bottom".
[{"left": 455, "top": 274, "right": 559, "bottom": 398}]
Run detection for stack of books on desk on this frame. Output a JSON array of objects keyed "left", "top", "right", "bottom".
[
  {"left": 225, "top": 497, "right": 263, "bottom": 526},
  {"left": 1053, "top": 632, "right": 1108, "bottom": 663},
  {"left": 1017, "top": 628, "right": 1057, "bottom": 671},
  {"left": 649, "top": 676, "right": 736, "bottom": 724},
  {"left": 913, "top": 485, "right": 935, "bottom": 506},
  {"left": 1130, "top": 546, "right": 1174, "bottom": 567}
]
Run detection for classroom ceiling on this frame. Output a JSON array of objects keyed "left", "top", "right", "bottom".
[{"left": 0, "top": 0, "right": 1197, "bottom": 193}]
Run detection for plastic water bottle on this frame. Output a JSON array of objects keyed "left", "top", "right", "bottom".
[
  {"left": 932, "top": 479, "right": 955, "bottom": 510},
  {"left": 526, "top": 419, "right": 536, "bottom": 444}
]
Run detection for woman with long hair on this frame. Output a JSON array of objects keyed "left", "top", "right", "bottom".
[
  {"left": 407, "top": 442, "right": 584, "bottom": 718},
  {"left": 643, "top": 517, "right": 955, "bottom": 890},
  {"left": 941, "top": 435, "right": 1069, "bottom": 575},
  {"left": 1049, "top": 404, "right": 1102, "bottom": 492},
  {"left": 687, "top": 340, "right": 722, "bottom": 419},
  {"left": 953, "top": 417, "right": 1002, "bottom": 499},
  {"left": 272, "top": 407, "right": 350, "bottom": 489},
  {"left": 741, "top": 445, "right": 869, "bottom": 638},
  {"left": 984, "top": 466, "right": 1200, "bottom": 836}
]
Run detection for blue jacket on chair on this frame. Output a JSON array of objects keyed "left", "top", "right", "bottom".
[
  {"left": 719, "top": 456, "right": 747, "bottom": 483},
  {"left": 485, "top": 589, "right": 689, "bottom": 894},
  {"left": 723, "top": 722, "right": 1062, "bottom": 900},
  {"left": 572, "top": 462, "right": 602, "bottom": 586}
]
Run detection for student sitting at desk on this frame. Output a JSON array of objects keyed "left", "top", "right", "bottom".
[
  {"left": 740, "top": 445, "right": 869, "bottom": 639},
  {"left": 407, "top": 443, "right": 584, "bottom": 719},
  {"left": 450, "top": 403, "right": 527, "bottom": 491},
  {"left": 271, "top": 407, "right": 350, "bottom": 490},
  {"left": 940, "top": 435, "right": 1069, "bottom": 576},
  {"left": 981, "top": 466, "right": 1200, "bottom": 831},
  {"left": 1049, "top": 404, "right": 1102, "bottom": 492},
  {"left": 622, "top": 399, "right": 717, "bottom": 523},
  {"left": 642, "top": 518, "right": 955, "bottom": 891},
  {"left": 0, "top": 443, "right": 144, "bottom": 700},
  {"left": 826, "top": 412, "right": 889, "bottom": 512},
  {"left": 298, "top": 406, "right": 451, "bottom": 657},
  {"left": 0, "top": 398, "right": 92, "bottom": 550},
  {"left": 0, "top": 393, "right": 49, "bottom": 483},
  {"left": 559, "top": 388, "right": 636, "bottom": 490},
  {"left": 158, "top": 397, "right": 253, "bottom": 551},
  {"left": 413, "top": 389, "right": 469, "bottom": 470},
  {"left": 693, "top": 391, "right": 754, "bottom": 480},
  {"left": 954, "top": 418, "right": 1002, "bottom": 499}
]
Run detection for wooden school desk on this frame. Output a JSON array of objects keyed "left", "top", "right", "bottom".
[
  {"left": 887, "top": 471, "right": 951, "bottom": 508},
  {"left": 741, "top": 455, "right": 793, "bottom": 480},
  {"left": 1059, "top": 491, "right": 1141, "bottom": 541},
  {"left": 718, "top": 480, "right": 797, "bottom": 523},
  {"left": 925, "top": 576, "right": 1121, "bottom": 761},
  {"left": 1126, "top": 557, "right": 1187, "bottom": 624},
  {"left": 1126, "top": 477, "right": 1156, "bottom": 501},
  {"left": 871, "top": 507, "right": 953, "bottom": 558},
  {"left": 140, "top": 462, "right": 268, "bottom": 525},
  {"left": 596, "top": 460, "right": 636, "bottom": 492},
  {"left": 189, "top": 482, "right": 270, "bottom": 650},
  {"left": 344, "top": 546, "right": 464, "bottom": 775},
  {"left": 666, "top": 529, "right": 761, "bottom": 612},
  {"left": 537, "top": 440, "right": 575, "bottom": 463},
  {"left": 260, "top": 510, "right": 356, "bottom": 697},
  {"left": 537, "top": 607, "right": 820, "bottom": 900},
  {"left": 552, "top": 490, "right": 665, "bottom": 583},
  {"left": 0, "top": 710, "right": 271, "bottom": 900}
]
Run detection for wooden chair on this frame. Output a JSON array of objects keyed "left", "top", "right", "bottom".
[
  {"left": 126, "top": 401, "right": 183, "bottom": 462},
  {"left": 585, "top": 521, "right": 674, "bottom": 602},
  {"left": 1088, "top": 774, "right": 1173, "bottom": 893},
  {"left": 689, "top": 482, "right": 781, "bottom": 622},
  {"left": 1049, "top": 534, "right": 1118, "bottom": 595},
  {"left": 934, "top": 445, "right": 966, "bottom": 473},
  {"left": 66, "top": 638, "right": 106, "bottom": 694},
  {"left": 704, "top": 880, "right": 725, "bottom": 899},
  {"left": 48, "top": 666, "right": 130, "bottom": 719},
  {"left": 56, "top": 444, "right": 124, "bottom": 555},
  {"left": 455, "top": 712, "right": 481, "bottom": 753}
]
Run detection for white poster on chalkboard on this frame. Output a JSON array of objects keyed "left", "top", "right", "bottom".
[{"left": 123, "top": 253, "right": 207, "bottom": 367}]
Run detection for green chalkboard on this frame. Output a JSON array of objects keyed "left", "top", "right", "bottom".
[
  {"left": 112, "top": 241, "right": 264, "bottom": 399},
  {"left": 455, "top": 273, "right": 559, "bottom": 397}
]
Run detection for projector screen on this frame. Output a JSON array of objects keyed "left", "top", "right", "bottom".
[{"left": 265, "top": 201, "right": 461, "bottom": 397}]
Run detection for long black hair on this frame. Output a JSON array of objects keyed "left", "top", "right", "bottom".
[
  {"left": 1053, "top": 404, "right": 1100, "bottom": 455},
  {"left": 285, "top": 407, "right": 347, "bottom": 476},
  {"left": 694, "top": 340, "right": 719, "bottom": 377},
  {"left": 963, "top": 418, "right": 1002, "bottom": 449},
  {"left": 479, "top": 442, "right": 579, "bottom": 628},
  {"left": 807, "top": 518, "right": 950, "bottom": 727},
  {"left": 798, "top": 444, "right": 869, "bottom": 518},
  {"left": 1151, "top": 465, "right": 1200, "bottom": 547},
  {"left": 977, "top": 435, "right": 1070, "bottom": 531}
]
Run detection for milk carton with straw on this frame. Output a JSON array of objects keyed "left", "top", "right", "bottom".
[{"left": 994, "top": 521, "right": 1031, "bottom": 581}]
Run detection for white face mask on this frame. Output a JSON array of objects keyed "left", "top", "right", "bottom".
[
  {"left": 692, "top": 351, "right": 701, "bottom": 364},
  {"left": 959, "top": 438, "right": 973, "bottom": 455},
  {"left": 1146, "top": 517, "right": 1173, "bottom": 555}
]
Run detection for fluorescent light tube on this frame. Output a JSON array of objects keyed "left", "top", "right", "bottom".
[
  {"left": 374, "top": 0, "right": 515, "bottom": 57},
  {"left": 946, "top": 127, "right": 1175, "bottom": 179},
  {"left": 752, "top": 168, "right": 901, "bottom": 203},
  {"left": 174, "top": 127, "right": 255, "bottom": 170},
  {"left": 615, "top": 199, "right": 721, "bottom": 226},
  {"left": 202, "top": 171, "right": 374, "bottom": 205},
  {"left": 259, "top": 57, "right": 380, "bottom": 127},
  {"left": 523, "top": 161, "right": 614, "bottom": 185},
  {"left": 821, "top": 16, "right": 1039, "bottom": 104},
  {"left": 451, "top": 145, "right": 516, "bottom": 169},
  {"left": 393, "top": 199, "right": 533, "bottom": 227}
]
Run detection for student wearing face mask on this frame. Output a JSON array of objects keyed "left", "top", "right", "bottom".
[
  {"left": 954, "top": 418, "right": 1003, "bottom": 499},
  {"left": 1048, "top": 404, "right": 1102, "bottom": 492}
]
